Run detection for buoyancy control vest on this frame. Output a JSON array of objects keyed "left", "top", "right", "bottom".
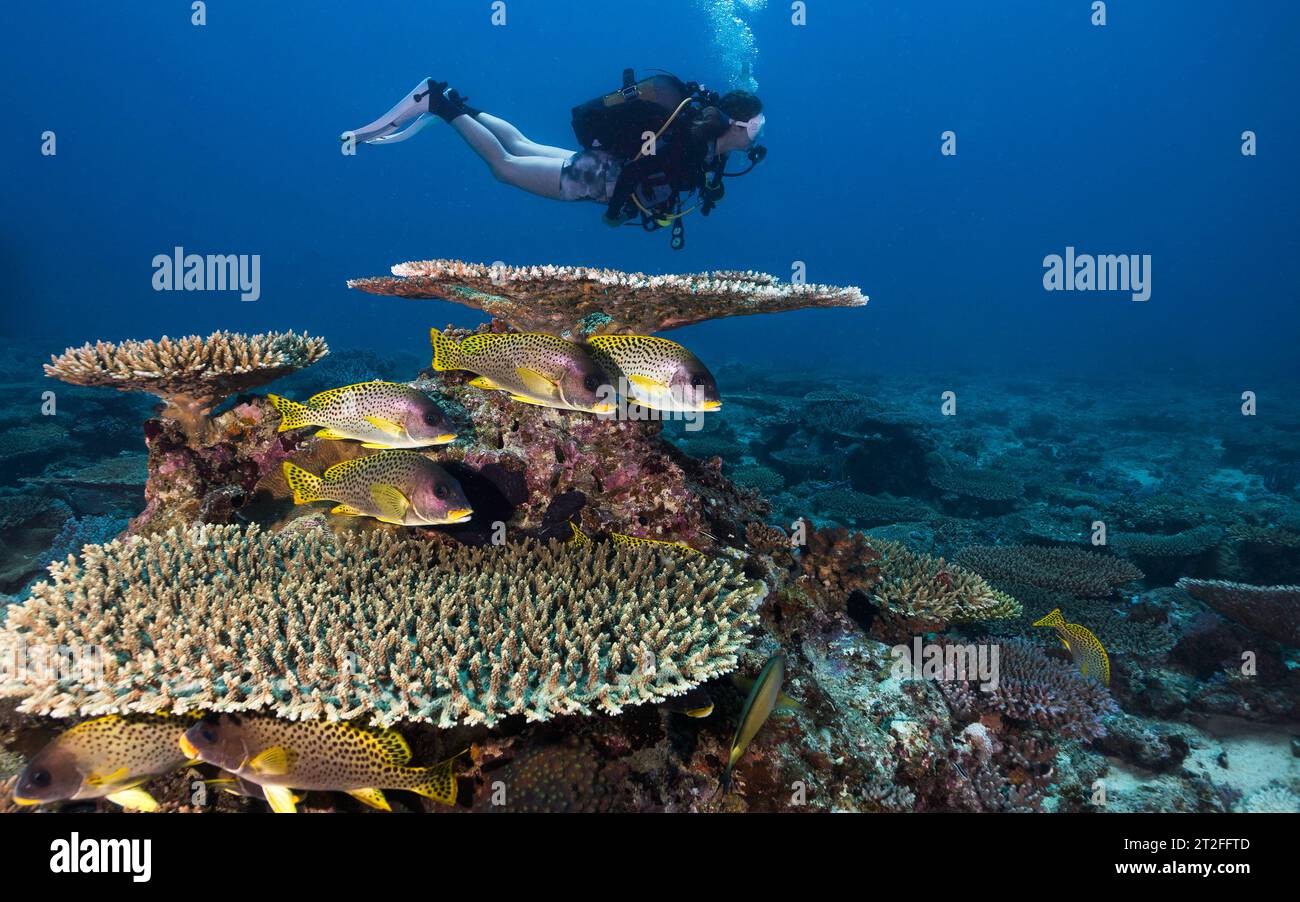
[{"left": 571, "top": 69, "right": 765, "bottom": 249}]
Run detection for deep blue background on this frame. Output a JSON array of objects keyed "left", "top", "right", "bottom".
[{"left": 2, "top": 1, "right": 1297, "bottom": 382}]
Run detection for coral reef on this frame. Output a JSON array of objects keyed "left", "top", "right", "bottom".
[
  {"left": 44, "top": 332, "right": 329, "bottom": 436},
  {"left": 929, "top": 466, "right": 1025, "bottom": 502},
  {"left": 0, "top": 525, "right": 761, "bottom": 727},
  {"left": 7, "top": 329, "right": 1300, "bottom": 815},
  {"left": 940, "top": 639, "right": 1118, "bottom": 740},
  {"left": 472, "top": 737, "right": 614, "bottom": 812},
  {"left": 869, "top": 540, "right": 1021, "bottom": 638},
  {"left": 1176, "top": 578, "right": 1300, "bottom": 646},
  {"left": 348, "top": 259, "right": 866, "bottom": 337},
  {"left": 955, "top": 545, "right": 1144, "bottom": 597}
]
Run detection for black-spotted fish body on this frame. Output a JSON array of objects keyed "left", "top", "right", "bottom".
[
  {"left": 180, "top": 714, "right": 458, "bottom": 814},
  {"left": 282, "top": 451, "right": 471, "bottom": 526},
  {"left": 720, "top": 654, "right": 786, "bottom": 796},
  {"left": 268, "top": 381, "right": 457, "bottom": 449},
  {"left": 431, "top": 327, "right": 616, "bottom": 414},
  {"left": 586, "top": 335, "right": 722, "bottom": 412},
  {"left": 568, "top": 521, "right": 702, "bottom": 556},
  {"left": 1032, "top": 608, "right": 1111, "bottom": 686},
  {"left": 13, "top": 713, "right": 199, "bottom": 811}
]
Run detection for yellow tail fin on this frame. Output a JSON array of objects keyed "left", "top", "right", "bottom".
[
  {"left": 282, "top": 461, "right": 324, "bottom": 505},
  {"left": 267, "top": 393, "right": 315, "bottom": 432},
  {"left": 429, "top": 327, "right": 462, "bottom": 372},
  {"left": 410, "top": 757, "right": 458, "bottom": 806}
]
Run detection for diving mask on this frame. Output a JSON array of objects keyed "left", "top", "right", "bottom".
[{"left": 732, "top": 113, "right": 766, "bottom": 143}]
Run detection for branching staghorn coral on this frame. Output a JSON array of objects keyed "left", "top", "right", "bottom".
[
  {"left": 940, "top": 639, "right": 1118, "bottom": 740},
  {"left": 0, "top": 525, "right": 761, "bottom": 727},
  {"left": 1176, "top": 578, "right": 1300, "bottom": 646},
  {"left": 955, "top": 545, "right": 1143, "bottom": 597},
  {"left": 44, "top": 331, "right": 329, "bottom": 436},
  {"left": 870, "top": 541, "right": 1021, "bottom": 636},
  {"left": 348, "top": 259, "right": 866, "bottom": 337}
]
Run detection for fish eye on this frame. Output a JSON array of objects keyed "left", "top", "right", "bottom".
[
  {"left": 30, "top": 769, "right": 51, "bottom": 787},
  {"left": 435, "top": 484, "right": 449, "bottom": 499},
  {"left": 690, "top": 374, "right": 708, "bottom": 388},
  {"left": 583, "top": 374, "right": 601, "bottom": 392},
  {"left": 199, "top": 727, "right": 218, "bottom": 744},
  {"left": 422, "top": 409, "right": 442, "bottom": 425}
]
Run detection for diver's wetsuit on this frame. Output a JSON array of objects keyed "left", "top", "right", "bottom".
[
  {"left": 558, "top": 147, "right": 623, "bottom": 202},
  {"left": 346, "top": 78, "right": 724, "bottom": 214},
  {"left": 565, "top": 137, "right": 720, "bottom": 223}
]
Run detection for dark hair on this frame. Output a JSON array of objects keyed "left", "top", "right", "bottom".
[
  {"left": 692, "top": 91, "right": 764, "bottom": 144},
  {"left": 719, "top": 90, "right": 763, "bottom": 122}
]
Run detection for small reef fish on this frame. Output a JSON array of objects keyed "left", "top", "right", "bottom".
[
  {"left": 663, "top": 686, "right": 715, "bottom": 718},
  {"left": 568, "top": 521, "right": 702, "bottom": 556},
  {"left": 13, "top": 713, "right": 199, "bottom": 811},
  {"left": 731, "top": 673, "right": 803, "bottom": 715},
  {"left": 586, "top": 335, "right": 722, "bottom": 412},
  {"left": 205, "top": 773, "right": 302, "bottom": 806},
  {"left": 1032, "top": 608, "right": 1111, "bottom": 686},
  {"left": 283, "top": 450, "right": 471, "bottom": 526},
  {"left": 268, "top": 380, "right": 457, "bottom": 449},
  {"left": 179, "top": 714, "right": 459, "bottom": 814},
  {"left": 719, "top": 654, "right": 787, "bottom": 797},
  {"left": 430, "top": 327, "right": 616, "bottom": 414}
]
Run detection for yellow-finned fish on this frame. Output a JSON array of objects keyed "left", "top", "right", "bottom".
[
  {"left": 719, "top": 654, "right": 786, "bottom": 797},
  {"left": 663, "top": 686, "right": 715, "bottom": 718},
  {"left": 268, "top": 381, "right": 457, "bottom": 449},
  {"left": 430, "top": 327, "right": 616, "bottom": 414},
  {"left": 204, "top": 773, "right": 302, "bottom": 806},
  {"left": 13, "top": 713, "right": 199, "bottom": 811},
  {"left": 1032, "top": 608, "right": 1111, "bottom": 686},
  {"left": 282, "top": 450, "right": 471, "bottom": 526},
  {"left": 586, "top": 335, "right": 722, "bottom": 412},
  {"left": 568, "top": 521, "right": 702, "bottom": 556},
  {"left": 179, "top": 714, "right": 460, "bottom": 814}
]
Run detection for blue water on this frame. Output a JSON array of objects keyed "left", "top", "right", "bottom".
[{"left": 2, "top": 0, "right": 1298, "bottom": 381}]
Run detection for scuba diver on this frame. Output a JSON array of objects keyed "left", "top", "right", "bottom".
[{"left": 343, "top": 69, "right": 766, "bottom": 249}]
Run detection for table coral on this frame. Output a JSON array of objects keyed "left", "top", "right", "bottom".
[
  {"left": 955, "top": 545, "right": 1144, "bottom": 597},
  {"left": 44, "top": 331, "right": 329, "bottom": 437},
  {"left": 1176, "top": 578, "right": 1300, "bottom": 646},
  {"left": 348, "top": 259, "right": 867, "bottom": 337},
  {"left": 0, "top": 525, "right": 762, "bottom": 727},
  {"left": 929, "top": 466, "right": 1025, "bottom": 502}
]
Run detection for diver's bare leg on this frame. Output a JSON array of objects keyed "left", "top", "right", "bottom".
[
  {"left": 450, "top": 116, "right": 566, "bottom": 199},
  {"left": 474, "top": 113, "right": 575, "bottom": 159}
]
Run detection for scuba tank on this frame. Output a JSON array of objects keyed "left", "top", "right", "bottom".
[
  {"left": 572, "top": 69, "right": 766, "bottom": 249},
  {"left": 571, "top": 69, "right": 695, "bottom": 159}
]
